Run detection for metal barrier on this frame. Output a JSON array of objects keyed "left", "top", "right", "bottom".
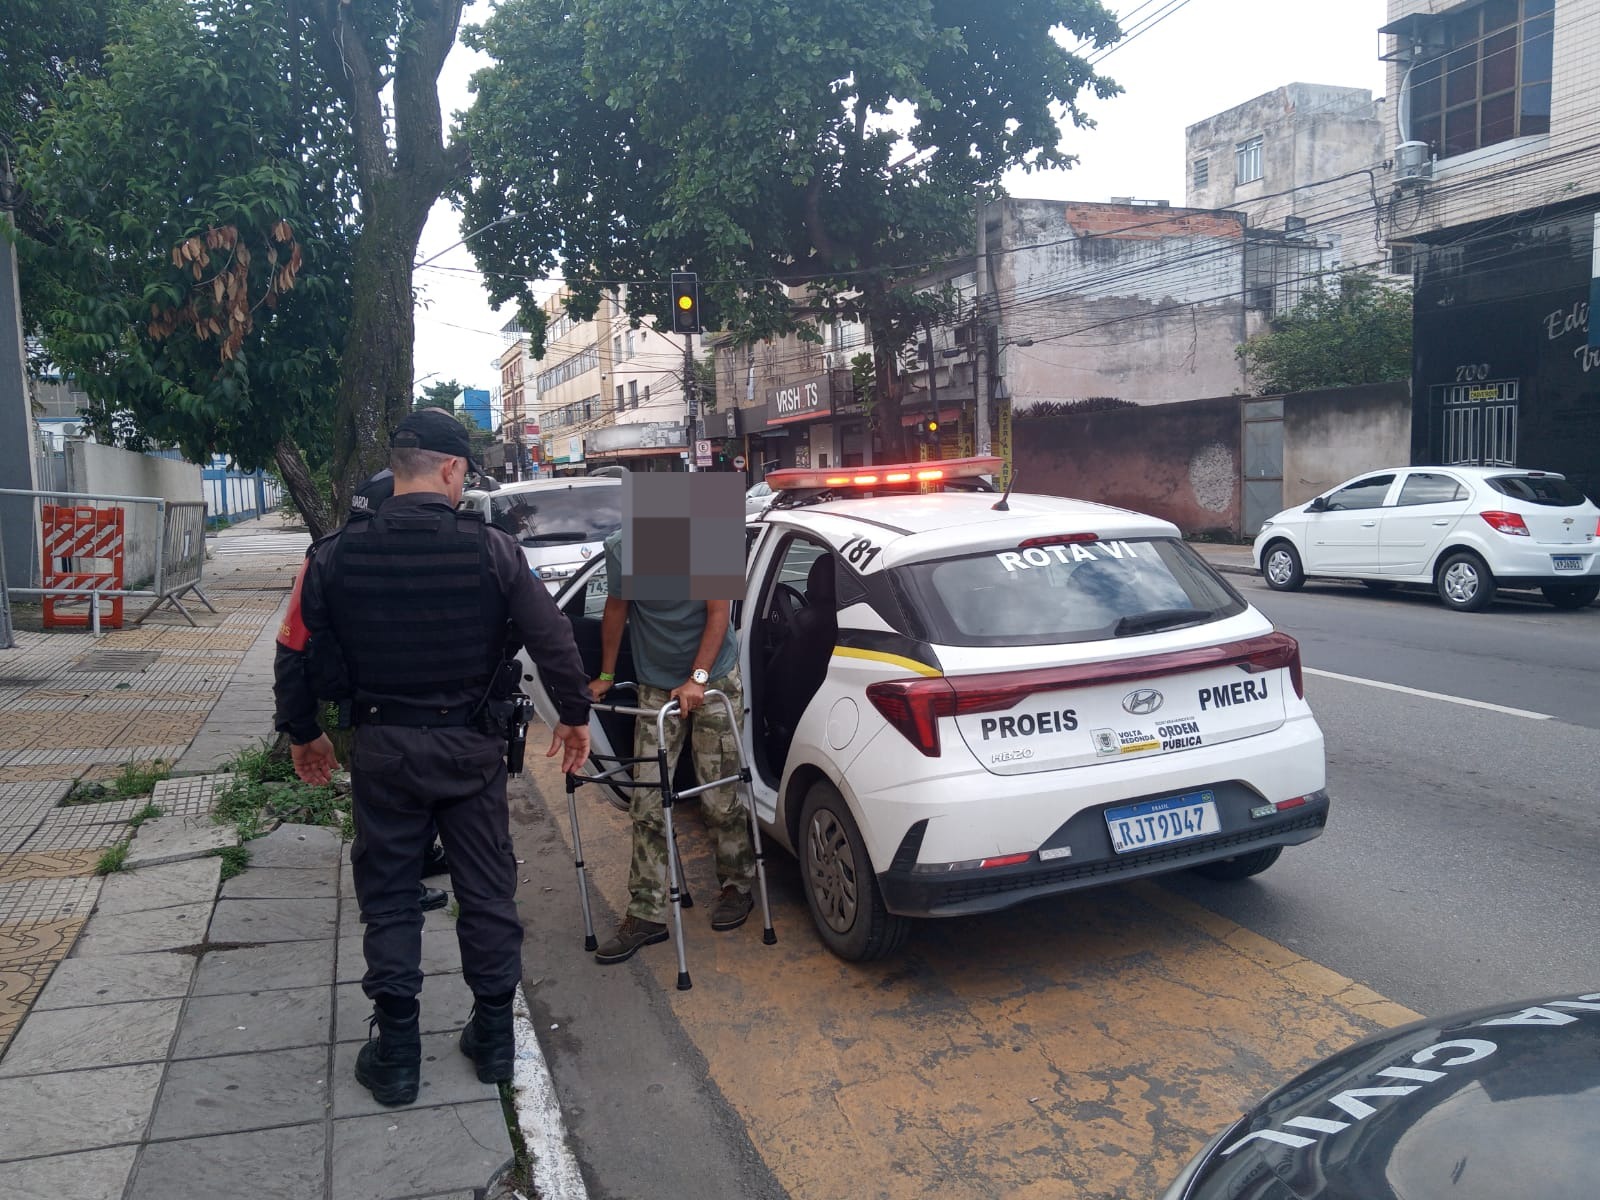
[
  {"left": 134, "top": 500, "right": 214, "bottom": 625},
  {"left": 0, "top": 533, "right": 14, "bottom": 650},
  {"left": 0, "top": 487, "right": 214, "bottom": 633}
]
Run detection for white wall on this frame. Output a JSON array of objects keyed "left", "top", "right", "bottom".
[{"left": 63, "top": 440, "right": 202, "bottom": 588}]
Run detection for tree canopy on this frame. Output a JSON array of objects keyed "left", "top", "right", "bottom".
[
  {"left": 1238, "top": 272, "right": 1414, "bottom": 396},
  {"left": 460, "top": 0, "right": 1121, "bottom": 457}
]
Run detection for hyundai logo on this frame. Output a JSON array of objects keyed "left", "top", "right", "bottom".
[{"left": 1122, "top": 688, "right": 1164, "bottom": 715}]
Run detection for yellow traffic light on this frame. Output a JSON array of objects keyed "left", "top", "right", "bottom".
[
  {"left": 677, "top": 294, "right": 693, "bottom": 310},
  {"left": 927, "top": 420, "right": 939, "bottom": 432}
]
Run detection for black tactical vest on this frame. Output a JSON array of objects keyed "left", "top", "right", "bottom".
[{"left": 328, "top": 505, "right": 507, "bottom": 698}]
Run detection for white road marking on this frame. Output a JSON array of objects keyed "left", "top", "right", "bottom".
[
  {"left": 1305, "top": 667, "right": 1554, "bottom": 721},
  {"left": 512, "top": 984, "right": 590, "bottom": 1200}
]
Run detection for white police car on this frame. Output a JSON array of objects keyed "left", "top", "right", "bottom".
[
  {"left": 459, "top": 476, "right": 621, "bottom": 593},
  {"left": 534, "top": 457, "right": 1329, "bottom": 960}
]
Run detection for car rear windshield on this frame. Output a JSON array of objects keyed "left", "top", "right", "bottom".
[
  {"left": 893, "top": 537, "right": 1246, "bottom": 647},
  {"left": 1487, "top": 474, "right": 1587, "bottom": 506},
  {"left": 488, "top": 486, "right": 621, "bottom": 546}
]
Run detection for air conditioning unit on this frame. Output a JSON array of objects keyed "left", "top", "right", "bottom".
[{"left": 1395, "top": 141, "right": 1433, "bottom": 187}]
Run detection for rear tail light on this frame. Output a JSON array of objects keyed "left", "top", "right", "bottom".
[
  {"left": 865, "top": 632, "right": 1306, "bottom": 756},
  {"left": 1480, "top": 510, "right": 1530, "bottom": 536},
  {"left": 1020, "top": 533, "right": 1100, "bottom": 549}
]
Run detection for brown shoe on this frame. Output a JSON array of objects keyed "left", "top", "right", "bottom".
[
  {"left": 710, "top": 886, "right": 753, "bottom": 932},
  {"left": 593, "top": 916, "right": 668, "bottom": 964}
]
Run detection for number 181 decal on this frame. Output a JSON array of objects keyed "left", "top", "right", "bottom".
[{"left": 839, "top": 536, "right": 882, "bottom": 571}]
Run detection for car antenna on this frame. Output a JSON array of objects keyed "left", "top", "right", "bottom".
[{"left": 991, "top": 469, "right": 1017, "bottom": 511}]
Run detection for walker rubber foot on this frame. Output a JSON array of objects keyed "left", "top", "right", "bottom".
[
  {"left": 676, "top": 972, "right": 693, "bottom": 991},
  {"left": 762, "top": 928, "right": 777, "bottom": 946},
  {"left": 681, "top": 892, "right": 694, "bottom": 909},
  {"left": 583, "top": 935, "right": 597, "bottom": 951}
]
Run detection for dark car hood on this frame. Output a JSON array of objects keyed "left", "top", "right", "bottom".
[{"left": 1180, "top": 993, "right": 1600, "bottom": 1200}]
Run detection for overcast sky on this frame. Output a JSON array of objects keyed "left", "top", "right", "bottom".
[{"left": 411, "top": 0, "right": 1390, "bottom": 401}]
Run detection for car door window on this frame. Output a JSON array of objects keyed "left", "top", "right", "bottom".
[
  {"left": 1396, "top": 473, "right": 1466, "bottom": 506},
  {"left": 562, "top": 567, "right": 610, "bottom": 622},
  {"left": 1325, "top": 475, "right": 1395, "bottom": 511}
]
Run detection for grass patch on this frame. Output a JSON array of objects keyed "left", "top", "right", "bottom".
[
  {"left": 96, "top": 841, "right": 130, "bottom": 875},
  {"left": 64, "top": 758, "right": 172, "bottom": 805},
  {"left": 213, "top": 739, "right": 351, "bottom": 845},
  {"left": 495, "top": 1080, "right": 537, "bottom": 1198},
  {"left": 215, "top": 845, "right": 251, "bottom": 880},
  {"left": 128, "top": 803, "right": 163, "bottom": 829}
]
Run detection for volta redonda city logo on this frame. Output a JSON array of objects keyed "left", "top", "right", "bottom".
[{"left": 1122, "top": 688, "right": 1164, "bottom": 716}]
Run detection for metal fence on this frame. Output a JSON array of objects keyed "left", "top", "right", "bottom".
[{"left": 0, "top": 487, "right": 215, "bottom": 633}]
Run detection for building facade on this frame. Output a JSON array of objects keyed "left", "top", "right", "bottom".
[
  {"left": 1381, "top": 0, "right": 1599, "bottom": 500},
  {"left": 1186, "top": 83, "right": 1393, "bottom": 275}
]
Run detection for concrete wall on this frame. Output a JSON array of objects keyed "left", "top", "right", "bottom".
[
  {"left": 1282, "top": 381, "right": 1412, "bottom": 504},
  {"left": 64, "top": 440, "right": 203, "bottom": 588},
  {"left": 1012, "top": 394, "right": 1244, "bottom": 537}
]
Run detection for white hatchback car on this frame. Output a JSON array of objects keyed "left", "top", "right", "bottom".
[
  {"left": 531, "top": 457, "right": 1329, "bottom": 961},
  {"left": 1253, "top": 467, "right": 1600, "bottom": 612},
  {"left": 459, "top": 477, "right": 621, "bottom": 592}
]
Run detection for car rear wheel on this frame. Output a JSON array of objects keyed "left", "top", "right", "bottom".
[
  {"left": 1436, "top": 551, "right": 1496, "bottom": 612},
  {"left": 799, "top": 781, "right": 908, "bottom": 962},
  {"left": 1262, "top": 541, "right": 1304, "bottom": 591},
  {"left": 1542, "top": 583, "right": 1600, "bottom": 610},
  {"left": 1190, "top": 845, "right": 1282, "bottom": 881}
]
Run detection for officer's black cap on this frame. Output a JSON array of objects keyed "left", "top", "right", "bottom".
[
  {"left": 349, "top": 469, "right": 394, "bottom": 514},
  {"left": 391, "top": 408, "right": 480, "bottom": 468}
]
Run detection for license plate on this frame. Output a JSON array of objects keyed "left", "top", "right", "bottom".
[
  {"left": 1552, "top": 556, "right": 1582, "bottom": 572},
  {"left": 1105, "top": 791, "right": 1219, "bottom": 854}
]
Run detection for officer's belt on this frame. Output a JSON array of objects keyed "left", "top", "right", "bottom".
[{"left": 351, "top": 701, "right": 481, "bottom": 729}]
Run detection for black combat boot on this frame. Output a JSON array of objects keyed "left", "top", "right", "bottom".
[
  {"left": 459, "top": 995, "right": 516, "bottom": 1084},
  {"left": 355, "top": 1002, "right": 422, "bottom": 1106}
]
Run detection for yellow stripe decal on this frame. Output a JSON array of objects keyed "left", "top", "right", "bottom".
[{"left": 831, "top": 646, "right": 942, "bottom": 677}]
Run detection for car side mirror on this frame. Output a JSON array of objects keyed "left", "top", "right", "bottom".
[{"left": 1305, "top": 497, "right": 1329, "bottom": 514}]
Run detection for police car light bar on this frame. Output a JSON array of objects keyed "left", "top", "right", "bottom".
[{"left": 766, "top": 455, "right": 1004, "bottom": 492}]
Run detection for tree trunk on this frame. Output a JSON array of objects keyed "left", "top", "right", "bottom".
[
  {"left": 330, "top": 182, "right": 432, "bottom": 514},
  {"left": 273, "top": 436, "right": 334, "bottom": 540}
]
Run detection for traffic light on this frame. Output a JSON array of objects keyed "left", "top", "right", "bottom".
[
  {"left": 670, "top": 271, "right": 701, "bottom": 334},
  {"left": 916, "top": 418, "right": 940, "bottom": 443}
]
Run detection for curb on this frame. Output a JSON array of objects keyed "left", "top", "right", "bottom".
[
  {"left": 1210, "top": 562, "right": 1258, "bottom": 577},
  {"left": 511, "top": 985, "right": 589, "bottom": 1200}
]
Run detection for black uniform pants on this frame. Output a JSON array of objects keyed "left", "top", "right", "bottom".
[{"left": 349, "top": 725, "right": 521, "bottom": 1004}]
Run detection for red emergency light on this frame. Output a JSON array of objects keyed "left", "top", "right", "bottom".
[{"left": 766, "top": 455, "right": 1004, "bottom": 493}]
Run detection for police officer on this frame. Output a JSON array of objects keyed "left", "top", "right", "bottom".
[{"left": 273, "top": 409, "right": 592, "bottom": 1107}]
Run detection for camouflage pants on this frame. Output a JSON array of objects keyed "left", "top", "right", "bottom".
[{"left": 627, "top": 671, "right": 756, "bottom": 923}]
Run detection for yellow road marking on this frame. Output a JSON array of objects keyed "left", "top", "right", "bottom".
[{"left": 523, "top": 752, "right": 1420, "bottom": 1199}]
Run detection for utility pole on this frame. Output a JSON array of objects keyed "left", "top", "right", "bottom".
[
  {"left": 0, "top": 161, "right": 39, "bottom": 594},
  {"left": 974, "top": 199, "right": 992, "bottom": 457},
  {"left": 683, "top": 332, "right": 698, "bottom": 472}
]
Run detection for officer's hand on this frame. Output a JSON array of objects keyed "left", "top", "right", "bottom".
[
  {"left": 588, "top": 678, "right": 612, "bottom": 702},
  {"left": 670, "top": 679, "right": 707, "bottom": 714},
  {"left": 547, "top": 723, "right": 590, "bottom": 774},
  {"left": 291, "top": 734, "right": 339, "bottom": 786}
]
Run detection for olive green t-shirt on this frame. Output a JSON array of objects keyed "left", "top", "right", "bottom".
[{"left": 604, "top": 531, "right": 737, "bottom": 690}]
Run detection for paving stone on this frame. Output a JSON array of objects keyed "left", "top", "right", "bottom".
[
  {"left": 0, "top": 997, "right": 182, "bottom": 1077},
  {"left": 222, "top": 866, "right": 338, "bottom": 900},
  {"left": 150, "top": 1045, "right": 329, "bottom": 1139},
  {"left": 334, "top": 972, "right": 475, "bottom": 1042},
  {"left": 209, "top": 897, "right": 338, "bottom": 943},
  {"left": 95, "top": 856, "right": 222, "bottom": 915},
  {"left": 192, "top": 939, "right": 335, "bottom": 996},
  {"left": 3, "top": 1143, "right": 138, "bottom": 1200},
  {"left": 331, "top": 1030, "right": 498, "bottom": 1118},
  {"left": 0, "top": 876, "right": 100, "bottom": 925},
  {"left": 0, "top": 1062, "right": 163, "bottom": 1160},
  {"left": 337, "top": 929, "right": 463, "bottom": 983},
  {"left": 129, "top": 1123, "right": 326, "bottom": 1200},
  {"left": 34, "top": 951, "right": 196, "bottom": 1010},
  {"left": 123, "top": 815, "right": 236, "bottom": 869},
  {"left": 174, "top": 986, "right": 332, "bottom": 1058},
  {"left": 244, "top": 822, "right": 343, "bottom": 869},
  {"left": 20, "top": 818, "right": 130, "bottom": 852},
  {"left": 72, "top": 902, "right": 212, "bottom": 956},
  {"left": 331, "top": 1099, "right": 512, "bottom": 1200},
  {"left": 0, "top": 848, "right": 104, "bottom": 884}
]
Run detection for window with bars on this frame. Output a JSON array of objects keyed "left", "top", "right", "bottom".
[
  {"left": 1193, "top": 157, "right": 1210, "bottom": 189},
  {"left": 628, "top": 380, "right": 639, "bottom": 409},
  {"left": 1411, "top": 0, "right": 1553, "bottom": 158},
  {"left": 1236, "top": 137, "right": 1263, "bottom": 185}
]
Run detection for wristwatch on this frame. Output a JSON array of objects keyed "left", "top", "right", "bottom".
[{"left": 690, "top": 668, "right": 710, "bottom": 686}]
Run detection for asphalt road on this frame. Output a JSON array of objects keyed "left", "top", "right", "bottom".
[{"left": 509, "top": 576, "right": 1600, "bottom": 1199}]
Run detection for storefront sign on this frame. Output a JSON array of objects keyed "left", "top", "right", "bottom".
[
  {"left": 996, "top": 398, "right": 1013, "bottom": 492},
  {"left": 768, "top": 374, "right": 831, "bottom": 425},
  {"left": 586, "top": 421, "right": 686, "bottom": 455},
  {"left": 1591, "top": 213, "right": 1600, "bottom": 349}
]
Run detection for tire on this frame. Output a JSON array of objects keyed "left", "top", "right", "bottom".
[
  {"left": 1542, "top": 583, "right": 1600, "bottom": 611},
  {"left": 798, "top": 780, "right": 909, "bottom": 962},
  {"left": 1190, "top": 845, "right": 1282, "bottom": 881},
  {"left": 1435, "top": 551, "right": 1496, "bottom": 612},
  {"left": 1361, "top": 580, "right": 1396, "bottom": 593},
  {"left": 1261, "top": 541, "right": 1305, "bottom": 592}
]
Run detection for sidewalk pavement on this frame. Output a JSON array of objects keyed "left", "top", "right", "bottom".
[
  {"left": 0, "top": 513, "right": 517, "bottom": 1200},
  {"left": 1186, "top": 540, "right": 1257, "bottom": 576}
]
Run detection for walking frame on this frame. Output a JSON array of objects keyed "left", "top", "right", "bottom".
[{"left": 564, "top": 685, "right": 777, "bottom": 991}]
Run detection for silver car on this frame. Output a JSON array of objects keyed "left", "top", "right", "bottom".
[{"left": 460, "top": 477, "right": 622, "bottom": 592}]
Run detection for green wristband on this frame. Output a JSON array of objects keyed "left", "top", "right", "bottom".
[{"left": 598, "top": 672, "right": 615, "bottom": 682}]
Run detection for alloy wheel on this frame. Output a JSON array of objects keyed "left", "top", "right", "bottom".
[
  {"left": 1442, "top": 561, "right": 1479, "bottom": 605},
  {"left": 1266, "top": 550, "right": 1294, "bottom": 586},
  {"left": 805, "top": 807, "right": 859, "bottom": 934}
]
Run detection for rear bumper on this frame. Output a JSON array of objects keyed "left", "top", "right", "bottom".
[
  {"left": 1479, "top": 543, "right": 1599, "bottom": 584},
  {"left": 878, "top": 787, "right": 1330, "bottom": 918}
]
